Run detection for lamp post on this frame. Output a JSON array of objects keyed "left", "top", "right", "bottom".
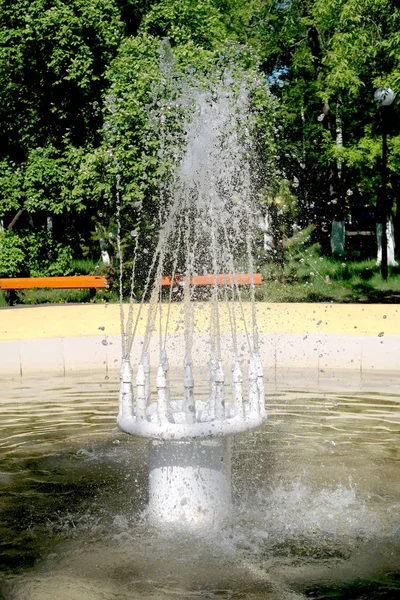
[{"left": 374, "top": 87, "right": 395, "bottom": 280}]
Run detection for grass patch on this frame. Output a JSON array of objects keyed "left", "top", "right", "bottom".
[
  {"left": 257, "top": 258, "right": 400, "bottom": 303},
  {"left": 2, "top": 240, "right": 400, "bottom": 305},
  {"left": 70, "top": 258, "right": 99, "bottom": 275},
  {"left": 0, "top": 290, "right": 8, "bottom": 307},
  {"left": 254, "top": 226, "right": 400, "bottom": 303},
  {"left": 8, "top": 287, "right": 119, "bottom": 305}
]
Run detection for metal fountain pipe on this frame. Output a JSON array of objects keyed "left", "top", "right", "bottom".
[
  {"left": 118, "top": 357, "right": 134, "bottom": 418},
  {"left": 142, "top": 351, "right": 151, "bottom": 405},
  {"left": 248, "top": 357, "right": 259, "bottom": 415},
  {"left": 156, "top": 364, "right": 169, "bottom": 423},
  {"left": 208, "top": 355, "right": 217, "bottom": 416},
  {"left": 161, "top": 349, "right": 169, "bottom": 374},
  {"left": 254, "top": 353, "right": 266, "bottom": 417},
  {"left": 184, "top": 359, "right": 196, "bottom": 424},
  {"left": 214, "top": 359, "right": 225, "bottom": 419},
  {"left": 161, "top": 348, "right": 170, "bottom": 404},
  {"left": 136, "top": 363, "right": 147, "bottom": 420},
  {"left": 231, "top": 360, "right": 244, "bottom": 417}
]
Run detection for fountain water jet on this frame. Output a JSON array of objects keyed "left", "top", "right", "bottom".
[{"left": 115, "top": 42, "right": 268, "bottom": 527}]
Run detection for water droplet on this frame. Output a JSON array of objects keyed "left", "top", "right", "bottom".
[{"left": 102, "top": 339, "right": 108, "bottom": 346}]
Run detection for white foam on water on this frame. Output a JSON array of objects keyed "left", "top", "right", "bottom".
[{"left": 6, "top": 476, "right": 397, "bottom": 600}]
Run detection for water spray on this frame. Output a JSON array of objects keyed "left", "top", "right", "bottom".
[{"left": 115, "top": 41, "right": 268, "bottom": 527}]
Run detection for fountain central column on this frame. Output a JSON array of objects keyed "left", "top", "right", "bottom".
[
  {"left": 117, "top": 350, "right": 267, "bottom": 528},
  {"left": 148, "top": 437, "right": 232, "bottom": 527}
]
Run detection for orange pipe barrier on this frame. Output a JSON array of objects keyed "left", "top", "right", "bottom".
[
  {"left": 161, "top": 273, "right": 262, "bottom": 287},
  {"left": 0, "top": 276, "right": 108, "bottom": 290},
  {"left": 0, "top": 274, "right": 261, "bottom": 290}
]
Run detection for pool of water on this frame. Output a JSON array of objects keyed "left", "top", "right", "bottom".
[{"left": 0, "top": 371, "right": 399, "bottom": 599}]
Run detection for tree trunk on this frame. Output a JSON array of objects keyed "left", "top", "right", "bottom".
[
  {"left": 7, "top": 207, "right": 25, "bottom": 230},
  {"left": 376, "top": 216, "right": 398, "bottom": 267}
]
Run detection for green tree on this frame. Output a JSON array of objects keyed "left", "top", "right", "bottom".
[
  {"left": 0, "top": 0, "right": 124, "bottom": 275},
  {"left": 254, "top": 0, "right": 400, "bottom": 256},
  {"left": 96, "top": 0, "right": 278, "bottom": 292}
]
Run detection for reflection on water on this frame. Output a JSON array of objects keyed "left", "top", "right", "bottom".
[{"left": 0, "top": 371, "right": 399, "bottom": 599}]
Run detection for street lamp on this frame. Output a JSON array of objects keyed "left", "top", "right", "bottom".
[{"left": 374, "top": 87, "right": 395, "bottom": 280}]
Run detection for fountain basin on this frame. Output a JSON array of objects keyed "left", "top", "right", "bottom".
[
  {"left": 1, "top": 304, "right": 399, "bottom": 376},
  {"left": 1, "top": 370, "right": 399, "bottom": 599}
]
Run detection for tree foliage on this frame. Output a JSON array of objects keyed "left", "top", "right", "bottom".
[
  {"left": 0, "top": 0, "right": 399, "bottom": 281},
  {"left": 255, "top": 0, "right": 400, "bottom": 245}
]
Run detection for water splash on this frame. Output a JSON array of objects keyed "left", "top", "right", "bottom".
[{"left": 115, "top": 44, "right": 269, "bottom": 444}]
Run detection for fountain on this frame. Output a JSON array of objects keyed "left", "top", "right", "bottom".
[
  {"left": 1, "top": 41, "right": 400, "bottom": 600},
  {"left": 114, "top": 42, "right": 267, "bottom": 527}
]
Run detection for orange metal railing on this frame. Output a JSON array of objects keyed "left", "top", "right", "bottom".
[
  {"left": 0, "top": 273, "right": 261, "bottom": 291},
  {"left": 161, "top": 273, "right": 262, "bottom": 287},
  {"left": 0, "top": 276, "right": 108, "bottom": 290}
]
